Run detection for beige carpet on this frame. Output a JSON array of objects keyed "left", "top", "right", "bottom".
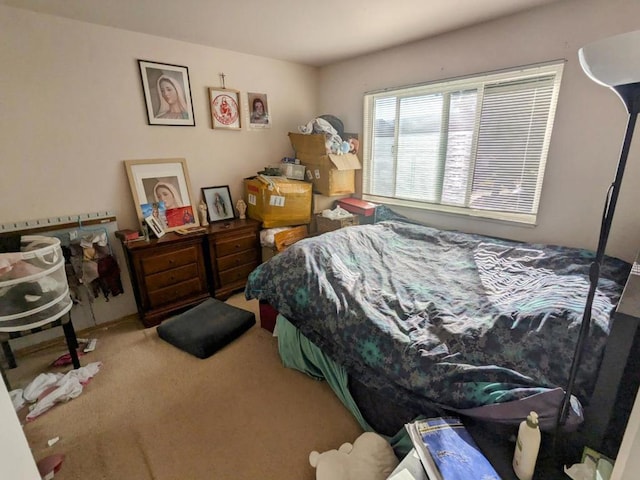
[{"left": 7, "top": 294, "right": 363, "bottom": 479}]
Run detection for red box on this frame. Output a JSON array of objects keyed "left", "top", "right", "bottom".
[
  {"left": 259, "top": 300, "right": 278, "bottom": 333},
  {"left": 336, "top": 198, "right": 378, "bottom": 217}
]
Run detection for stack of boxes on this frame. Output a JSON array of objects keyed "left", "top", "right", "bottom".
[
  {"left": 288, "top": 133, "right": 361, "bottom": 197},
  {"left": 244, "top": 131, "right": 365, "bottom": 260}
]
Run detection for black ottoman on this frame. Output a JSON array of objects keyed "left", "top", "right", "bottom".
[{"left": 157, "top": 298, "right": 255, "bottom": 359}]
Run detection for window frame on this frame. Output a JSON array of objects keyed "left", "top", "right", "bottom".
[{"left": 362, "top": 61, "right": 565, "bottom": 225}]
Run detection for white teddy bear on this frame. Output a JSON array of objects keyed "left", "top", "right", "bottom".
[{"left": 309, "top": 432, "right": 399, "bottom": 480}]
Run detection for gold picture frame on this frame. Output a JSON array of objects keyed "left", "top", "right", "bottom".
[
  {"left": 124, "top": 158, "right": 199, "bottom": 233},
  {"left": 208, "top": 88, "right": 241, "bottom": 130}
]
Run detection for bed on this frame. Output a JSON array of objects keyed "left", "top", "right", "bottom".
[{"left": 245, "top": 208, "right": 632, "bottom": 452}]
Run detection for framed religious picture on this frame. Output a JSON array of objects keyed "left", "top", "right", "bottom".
[
  {"left": 201, "top": 185, "right": 235, "bottom": 222},
  {"left": 138, "top": 60, "right": 195, "bottom": 126},
  {"left": 208, "top": 88, "right": 241, "bottom": 130},
  {"left": 124, "top": 158, "right": 199, "bottom": 232},
  {"left": 248, "top": 92, "right": 270, "bottom": 129}
]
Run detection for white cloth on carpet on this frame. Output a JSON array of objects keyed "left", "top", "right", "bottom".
[
  {"left": 22, "top": 372, "right": 64, "bottom": 403},
  {"left": 25, "top": 361, "right": 103, "bottom": 421}
]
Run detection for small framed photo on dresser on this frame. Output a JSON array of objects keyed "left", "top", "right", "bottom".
[
  {"left": 144, "top": 215, "right": 165, "bottom": 238},
  {"left": 202, "top": 185, "right": 235, "bottom": 222}
]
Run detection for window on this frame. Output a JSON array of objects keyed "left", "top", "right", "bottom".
[{"left": 362, "top": 62, "right": 564, "bottom": 224}]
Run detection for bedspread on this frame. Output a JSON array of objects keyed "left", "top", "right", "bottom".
[{"left": 245, "top": 217, "right": 630, "bottom": 421}]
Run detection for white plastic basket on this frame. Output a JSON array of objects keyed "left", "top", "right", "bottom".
[{"left": 0, "top": 235, "right": 72, "bottom": 331}]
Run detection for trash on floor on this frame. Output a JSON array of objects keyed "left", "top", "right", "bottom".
[
  {"left": 10, "top": 362, "right": 102, "bottom": 421},
  {"left": 50, "top": 338, "right": 98, "bottom": 366}
]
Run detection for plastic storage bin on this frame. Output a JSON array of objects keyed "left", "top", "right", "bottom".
[{"left": 0, "top": 235, "right": 71, "bottom": 331}]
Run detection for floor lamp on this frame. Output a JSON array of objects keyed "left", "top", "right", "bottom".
[{"left": 558, "top": 30, "right": 640, "bottom": 429}]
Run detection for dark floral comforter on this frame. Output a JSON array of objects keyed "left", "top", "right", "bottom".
[{"left": 245, "top": 216, "right": 630, "bottom": 422}]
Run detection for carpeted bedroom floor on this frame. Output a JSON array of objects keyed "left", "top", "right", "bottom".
[{"left": 6, "top": 293, "right": 363, "bottom": 479}]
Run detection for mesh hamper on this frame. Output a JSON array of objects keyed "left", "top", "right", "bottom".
[{"left": 0, "top": 235, "right": 72, "bottom": 331}]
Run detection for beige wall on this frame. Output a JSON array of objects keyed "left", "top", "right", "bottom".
[
  {"left": 0, "top": 5, "right": 318, "bottom": 331},
  {"left": 319, "top": 0, "right": 640, "bottom": 263},
  {"left": 0, "top": 5, "right": 318, "bottom": 233}
]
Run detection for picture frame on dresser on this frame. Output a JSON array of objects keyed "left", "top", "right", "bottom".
[
  {"left": 124, "top": 158, "right": 200, "bottom": 233},
  {"left": 144, "top": 214, "right": 165, "bottom": 238},
  {"left": 202, "top": 185, "right": 235, "bottom": 223}
]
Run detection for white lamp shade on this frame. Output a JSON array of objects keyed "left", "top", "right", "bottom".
[{"left": 578, "top": 30, "right": 640, "bottom": 87}]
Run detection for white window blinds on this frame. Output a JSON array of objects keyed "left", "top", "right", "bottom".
[{"left": 362, "top": 62, "right": 564, "bottom": 224}]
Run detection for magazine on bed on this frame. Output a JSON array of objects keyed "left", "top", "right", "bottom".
[{"left": 405, "top": 417, "right": 500, "bottom": 480}]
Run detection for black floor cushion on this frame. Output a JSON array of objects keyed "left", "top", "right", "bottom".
[{"left": 157, "top": 298, "right": 255, "bottom": 359}]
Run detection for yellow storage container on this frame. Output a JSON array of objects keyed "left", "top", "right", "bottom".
[{"left": 245, "top": 176, "right": 312, "bottom": 228}]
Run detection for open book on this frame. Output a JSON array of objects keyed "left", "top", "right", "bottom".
[{"left": 405, "top": 417, "right": 501, "bottom": 480}]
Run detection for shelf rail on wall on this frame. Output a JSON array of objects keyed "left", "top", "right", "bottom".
[{"left": 0, "top": 211, "right": 116, "bottom": 235}]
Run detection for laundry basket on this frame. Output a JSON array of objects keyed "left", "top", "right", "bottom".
[{"left": 0, "top": 235, "right": 72, "bottom": 332}]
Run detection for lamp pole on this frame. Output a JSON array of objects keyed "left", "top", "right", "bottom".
[{"left": 558, "top": 82, "right": 640, "bottom": 427}]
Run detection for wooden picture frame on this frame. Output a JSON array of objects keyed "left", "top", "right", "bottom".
[
  {"left": 138, "top": 60, "right": 195, "bottom": 126},
  {"left": 208, "top": 88, "right": 241, "bottom": 130},
  {"left": 201, "top": 185, "right": 235, "bottom": 222},
  {"left": 124, "top": 158, "right": 199, "bottom": 232}
]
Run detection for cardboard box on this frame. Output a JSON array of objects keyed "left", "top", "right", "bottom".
[
  {"left": 261, "top": 225, "right": 309, "bottom": 262},
  {"left": 245, "top": 176, "right": 312, "bottom": 228},
  {"left": 315, "top": 213, "right": 359, "bottom": 233},
  {"left": 289, "top": 132, "right": 361, "bottom": 196}
]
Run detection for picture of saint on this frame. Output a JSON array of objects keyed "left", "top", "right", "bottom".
[
  {"left": 214, "top": 193, "right": 228, "bottom": 217},
  {"left": 202, "top": 186, "right": 235, "bottom": 222},
  {"left": 138, "top": 60, "right": 195, "bottom": 126},
  {"left": 212, "top": 94, "right": 239, "bottom": 126},
  {"left": 248, "top": 92, "right": 270, "bottom": 128},
  {"left": 142, "top": 177, "right": 183, "bottom": 209},
  {"left": 151, "top": 73, "right": 189, "bottom": 119}
]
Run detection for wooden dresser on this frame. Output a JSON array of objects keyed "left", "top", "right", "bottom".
[
  {"left": 206, "top": 218, "right": 260, "bottom": 300},
  {"left": 122, "top": 232, "right": 210, "bottom": 327},
  {"left": 121, "top": 219, "right": 261, "bottom": 326}
]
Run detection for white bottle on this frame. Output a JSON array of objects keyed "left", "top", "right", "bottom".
[{"left": 513, "top": 411, "right": 541, "bottom": 480}]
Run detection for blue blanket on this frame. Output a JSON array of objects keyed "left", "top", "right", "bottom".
[{"left": 245, "top": 216, "right": 630, "bottom": 425}]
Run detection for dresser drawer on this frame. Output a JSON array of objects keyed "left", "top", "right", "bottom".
[
  {"left": 147, "top": 278, "right": 203, "bottom": 308},
  {"left": 218, "top": 262, "right": 259, "bottom": 285},
  {"left": 145, "top": 263, "right": 199, "bottom": 292},
  {"left": 217, "top": 248, "right": 259, "bottom": 272},
  {"left": 141, "top": 246, "right": 198, "bottom": 275},
  {"left": 215, "top": 234, "right": 258, "bottom": 257}
]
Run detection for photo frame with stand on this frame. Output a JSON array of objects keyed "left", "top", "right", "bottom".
[
  {"left": 124, "top": 158, "right": 199, "bottom": 233},
  {"left": 208, "top": 88, "right": 241, "bottom": 130},
  {"left": 144, "top": 215, "right": 166, "bottom": 238},
  {"left": 201, "top": 185, "right": 235, "bottom": 222}
]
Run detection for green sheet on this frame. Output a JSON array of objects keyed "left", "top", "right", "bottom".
[{"left": 275, "top": 314, "right": 414, "bottom": 456}]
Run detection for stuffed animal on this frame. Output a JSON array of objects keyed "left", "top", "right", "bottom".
[{"left": 309, "top": 432, "right": 399, "bottom": 480}]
